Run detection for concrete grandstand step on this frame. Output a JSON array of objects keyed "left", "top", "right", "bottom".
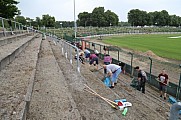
[
  {"left": 0, "top": 33, "right": 39, "bottom": 71},
  {"left": 0, "top": 36, "right": 42, "bottom": 119},
  {"left": 28, "top": 39, "right": 81, "bottom": 119},
  {"left": 0, "top": 30, "right": 29, "bottom": 38},
  {"left": 0, "top": 32, "right": 33, "bottom": 47}
]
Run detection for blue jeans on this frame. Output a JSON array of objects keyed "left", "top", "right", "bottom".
[{"left": 112, "top": 68, "right": 122, "bottom": 83}]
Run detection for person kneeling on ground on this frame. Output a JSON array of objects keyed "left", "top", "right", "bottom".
[
  {"left": 103, "top": 64, "right": 122, "bottom": 88},
  {"left": 89, "top": 54, "right": 99, "bottom": 70},
  {"left": 74, "top": 51, "right": 85, "bottom": 64}
]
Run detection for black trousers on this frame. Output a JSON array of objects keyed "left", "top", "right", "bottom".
[
  {"left": 137, "top": 81, "right": 145, "bottom": 93},
  {"left": 75, "top": 56, "right": 84, "bottom": 64}
]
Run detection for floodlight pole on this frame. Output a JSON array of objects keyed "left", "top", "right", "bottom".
[{"left": 74, "top": 0, "right": 77, "bottom": 40}]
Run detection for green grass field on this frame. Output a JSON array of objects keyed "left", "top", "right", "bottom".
[{"left": 103, "top": 34, "right": 181, "bottom": 60}]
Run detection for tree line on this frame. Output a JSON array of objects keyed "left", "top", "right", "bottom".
[
  {"left": 128, "top": 9, "right": 181, "bottom": 27},
  {"left": 15, "top": 15, "right": 55, "bottom": 28},
  {"left": 1, "top": 0, "right": 181, "bottom": 28},
  {"left": 77, "top": 7, "right": 119, "bottom": 27}
]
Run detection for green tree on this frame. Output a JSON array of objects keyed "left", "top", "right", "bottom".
[
  {"left": 41, "top": 14, "right": 55, "bottom": 27},
  {"left": 149, "top": 10, "right": 170, "bottom": 26},
  {"left": 128, "top": 9, "right": 147, "bottom": 26},
  {"left": 15, "top": 16, "right": 26, "bottom": 25},
  {"left": 31, "top": 20, "right": 39, "bottom": 28},
  {"left": 146, "top": 12, "right": 154, "bottom": 26},
  {"left": 128, "top": 9, "right": 181, "bottom": 27},
  {"left": 158, "top": 10, "right": 169, "bottom": 26},
  {"left": 169, "top": 15, "right": 181, "bottom": 27},
  {"left": 36, "top": 17, "right": 42, "bottom": 27},
  {"left": 77, "top": 12, "right": 91, "bottom": 27},
  {"left": 151, "top": 11, "right": 159, "bottom": 26},
  {"left": 0, "top": 0, "right": 20, "bottom": 18},
  {"left": 105, "top": 10, "right": 119, "bottom": 26},
  {"left": 179, "top": 17, "right": 181, "bottom": 27},
  {"left": 91, "top": 7, "right": 106, "bottom": 27},
  {"left": 77, "top": 7, "right": 119, "bottom": 27},
  {"left": 25, "top": 17, "right": 33, "bottom": 26}
]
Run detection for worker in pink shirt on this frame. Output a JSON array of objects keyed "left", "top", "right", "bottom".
[
  {"left": 89, "top": 54, "right": 98, "bottom": 70},
  {"left": 103, "top": 54, "right": 112, "bottom": 75}
]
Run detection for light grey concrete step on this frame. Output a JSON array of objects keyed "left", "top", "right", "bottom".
[
  {"left": 0, "top": 32, "right": 33, "bottom": 47},
  {"left": 0, "top": 33, "right": 39, "bottom": 71},
  {"left": 28, "top": 39, "right": 82, "bottom": 120},
  {"left": 0, "top": 30, "right": 29, "bottom": 38},
  {"left": 0, "top": 36, "right": 42, "bottom": 120}
]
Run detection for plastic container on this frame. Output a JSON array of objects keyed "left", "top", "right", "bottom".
[
  {"left": 122, "top": 108, "right": 128, "bottom": 116},
  {"left": 114, "top": 99, "right": 127, "bottom": 103}
]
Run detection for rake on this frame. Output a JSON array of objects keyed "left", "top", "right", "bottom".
[{"left": 84, "top": 84, "right": 119, "bottom": 109}]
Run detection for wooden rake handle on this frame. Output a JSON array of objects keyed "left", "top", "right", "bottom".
[
  {"left": 84, "top": 84, "right": 118, "bottom": 109},
  {"left": 84, "top": 89, "right": 118, "bottom": 109}
]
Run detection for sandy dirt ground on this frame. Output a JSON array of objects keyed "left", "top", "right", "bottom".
[
  {"left": 28, "top": 39, "right": 81, "bottom": 120},
  {"left": 0, "top": 35, "right": 36, "bottom": 60},
  {"left": 0, "top": 36, "right": 172, "bottom": 120},
  {"left": 49, "top": 39, "right": 168, "bottom": 120},
  {"left": 0, "top": 35, "right": 41, "bottom": 120}
]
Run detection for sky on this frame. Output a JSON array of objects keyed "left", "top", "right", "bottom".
[{"left": 17, "top": 0, "right": 181, "bottom": 22}]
